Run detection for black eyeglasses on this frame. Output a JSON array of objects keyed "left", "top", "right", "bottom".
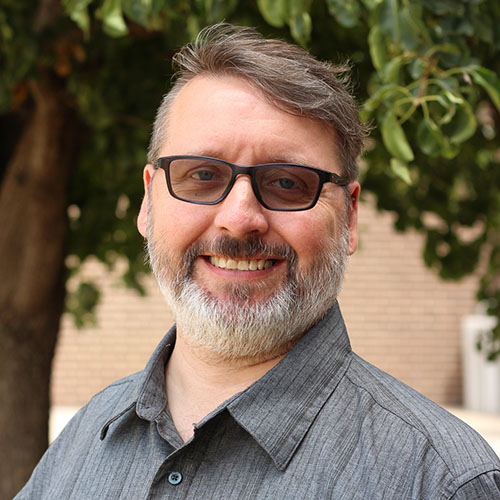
[{"left": 154, "top": 155, "right": 349, "bottom": 211}]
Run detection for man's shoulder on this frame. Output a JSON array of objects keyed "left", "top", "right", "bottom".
[
  {"left": 14, "top": 371, "right": 147, "bottom": 500},
  {"left": 81, "top": 370, "right": 141, "bottom": 416},
  {"left": 57, "top": 370, "right": 142, "bottom": 441},
  {"left": 343, "top": 354, "right": 499, "bottom": 476},
  {"left": 90, "top": 371, "right": 141, "bottom": 402}
]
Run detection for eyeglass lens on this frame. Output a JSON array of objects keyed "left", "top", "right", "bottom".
[{"left": 168, "top": 158, "right": 320, "bottom": 209}]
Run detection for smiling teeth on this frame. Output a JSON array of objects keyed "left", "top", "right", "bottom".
[{"left": 209, "top": 256, "right": 273, "bottom": 270}]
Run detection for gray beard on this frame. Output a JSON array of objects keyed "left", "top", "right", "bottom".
[{"left": 146, "top": 210, "right": 349, "bottom": 361}]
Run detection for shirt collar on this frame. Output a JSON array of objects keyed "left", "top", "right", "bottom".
[
  {"left": 100, "top": 327, "right": 176, "bottom": 440},
  {"left": 100, "top": 302, "right": 352, "bottom": 471},
  {"left": 134, "top": 328, "right": 176, "bottom": 421},
  {"left": 225, "top": 301, "right": 352, "bottom": 471}
]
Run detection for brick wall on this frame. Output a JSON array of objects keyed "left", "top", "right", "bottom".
[
  {"left": 51, "top": 196, "right": 478, "bottom": 407},
  {"left": 341, "top": 196, "right": 477, "bottom": 404}
]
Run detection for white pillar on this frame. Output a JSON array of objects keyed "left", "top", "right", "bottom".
[{"left": 462, "top": 314, "right": 500, "bottom": 413}]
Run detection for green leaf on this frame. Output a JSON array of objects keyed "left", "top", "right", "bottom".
[
  {"left": 0, "top": 12, "right": 13, "bottom": 41},
  {"left": 440, "top": 139, "right": 460, "bottom": 159},
  {"left": 361, "top": 84, "right": 398, "bottom": 118},
  {"left": 257, "top": 0, "right": 286, "bottom": 28},
  {"left": 186, "top": 15, "right": 202, "bottom": 40},
  {"left": 289, "top": 11, "right": 312, "bottom": 47},
  {"left": 399, "top": 4, "right": 421, "bottom": 50},
  {"left": 63, "top": 0, "right": 94, "bottom": 35},
  {"left": 422, "top": 0, "right": 464, "bottom": 16},
  {"left": 326, "top": 0, "right": 361, "bottom": 28},
  {"left": 456, "top": 18, "right": 474, "bottom": 37},
  {"left": 287, "top": 0, "right": 313, "bottom": 19},
  {"left": 390, "top": 158, "right": 412, "bottom": 184},
  {"left": 442, "top": 102, "right": 477, "bottom": 144},
  {"left": 65, "top": 281, "right": 101, "bottom": 329},
  {"left": 381, "top": 110, "right": 414, "bottom": 162},
  {"left": 204, "top": 0, "right": 239, "bottom": 23},
  {"left": 424, "top": 94, "right": 453, "bottom": 127},
  {"left": 470, "top": 67, "right": 500, "bottom": 113},
  {"left": 122, "top": 0, "right": 151, "bottom": 27},
  {"left": 416, "top": 117, "right": 444, "bottom": 157},
  {"left": 409, "top": 58, "right": 426, "bottom": 79},
  {"left": 435, "top": 40, "right": 465, "bottom": 68},
  {"left": 382, "top": 57, "right": 402, "bottom": 84},
  {"left": 96, "top": 0, "right": 129, "bottom": 37},
  {"left": 473, "top": 11, "right": 494, "bottom": 45},
  {"left": 442, "top": 89, "right": 462, "bottom": 105},
  {"left": 368, "top": 25, "right": 387, "bottom": 73},
  {"left": 378, "top": 0, "right": 399, "bottom": 43},
  {"left": 360, "top": 0, "right": 382, "bottom": 10},
  {"left": 432, "top": 43, "right": 461, "bottom": 58},
  {"left": 436, "top": 76, "right": 459, "bottom": 92}
]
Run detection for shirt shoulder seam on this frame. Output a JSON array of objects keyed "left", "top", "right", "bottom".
[
  {"left": 89, "top": 372, "right": 140, "bottom": 400},
  {"left": 448, "top": 468, "right": 500, "bottom": 499},
  {"left": 344, "top": 370, "right": 455, "bottom": 477},
  {"left": 346, "top": 368, "right": 499, "bottom": 492}
]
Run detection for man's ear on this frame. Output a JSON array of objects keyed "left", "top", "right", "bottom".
[
  {"left": 137, "top": 164, "right": 155, "bottom": 238},
  {"left": 347, "top": 181, "right": 360, "bottom": 255}
]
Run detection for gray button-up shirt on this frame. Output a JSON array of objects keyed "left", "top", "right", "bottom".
[{"left": 16, "top": 303, "right": 500, "bottom": 499}]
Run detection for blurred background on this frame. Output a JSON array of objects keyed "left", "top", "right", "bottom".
[{"left": 1, "top": 0, "right": 500, "bottom": 498}]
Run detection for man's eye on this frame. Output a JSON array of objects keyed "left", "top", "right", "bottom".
[
  {"left": 192, "top": 170, "right": 215, "bottom": 181},
  {"left": 272, "top": 177, "right": 298, "bottom": 189}
]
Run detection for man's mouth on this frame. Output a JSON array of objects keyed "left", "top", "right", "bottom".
[{"left": 208, "top": 255, "right": 275, "bottom": 271}]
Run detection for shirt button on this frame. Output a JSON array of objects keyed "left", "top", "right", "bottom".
[{"left": 168, "top": 472, "right": 183, "bottom": 485}]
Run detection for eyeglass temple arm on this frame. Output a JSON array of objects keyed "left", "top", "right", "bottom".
[{"left": 330, "top": 173, "right": 349, "bottom": 186}]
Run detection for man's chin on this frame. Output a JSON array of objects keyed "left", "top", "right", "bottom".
[{"left": 191, "top": 275, "right": 283, "bottom": 304}]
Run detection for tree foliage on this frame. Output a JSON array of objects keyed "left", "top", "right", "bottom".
[{"left": 1, "top": 0, "right": 499, "bottom": 346}]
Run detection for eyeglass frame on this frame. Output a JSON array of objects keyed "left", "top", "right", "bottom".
[{"left": 154, "top": 155, "right": 350, "bottom": 212}]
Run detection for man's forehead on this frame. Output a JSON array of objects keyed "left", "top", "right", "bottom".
[
  {"left": 162, "top": 74, "right": 340, "bottom": 169},
  {"left": 171, "top": 75, "right": 324, "bottom": 126},
  {"left": 168, "top": 74, "right": 267, "bottom": 124}
]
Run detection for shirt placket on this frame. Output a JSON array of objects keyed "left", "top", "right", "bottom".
[{"left": 146, "top": 442, "right": 204, "bottom": 499}]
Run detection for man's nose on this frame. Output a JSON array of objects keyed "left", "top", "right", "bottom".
[{"left": 213, "top": 175, "right": 269, "bottom": 237}]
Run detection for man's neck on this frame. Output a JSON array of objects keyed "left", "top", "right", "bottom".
[{"left": 165, "top": 331, "right": 286, "bottom": 442}]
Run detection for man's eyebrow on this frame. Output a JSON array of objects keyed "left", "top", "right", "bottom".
[
  {"left": 263, "top": 156, "right": 311, "bottom": 166},
  {"left": 184, "top": 150, "right": 312, "bottom": 166},
  {"left": 184, "top": 150, "right": 223, "bottom": 160}
]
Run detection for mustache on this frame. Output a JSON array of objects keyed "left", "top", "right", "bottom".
[{"left": 183, "top": 235, "right": 298, "bottom": 274}]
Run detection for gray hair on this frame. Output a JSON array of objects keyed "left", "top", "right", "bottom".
[{"left": 148, "top": 23, "right": 365, "bottom": 180}]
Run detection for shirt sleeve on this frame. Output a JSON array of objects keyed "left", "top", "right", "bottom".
[{"left": 450, "top": 470, "right": 500, "bottom": 499}]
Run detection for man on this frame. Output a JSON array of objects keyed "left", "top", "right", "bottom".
[{"left": 16, "top": 24, "right": 500, "bottom": 499}]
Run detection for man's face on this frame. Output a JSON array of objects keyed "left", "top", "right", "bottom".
[{"left": 138, "top": 75, "right": 359, "bottom": 360}]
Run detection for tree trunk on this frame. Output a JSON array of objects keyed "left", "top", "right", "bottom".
[{"left": 0, "top": 76, "right": 79, "bottom": 499}]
